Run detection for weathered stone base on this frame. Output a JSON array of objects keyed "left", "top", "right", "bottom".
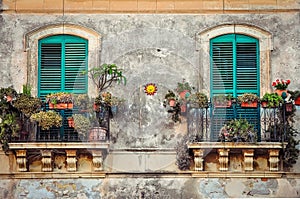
[{"left": 0, "top": 177, "right": 299, "bottom": 198}]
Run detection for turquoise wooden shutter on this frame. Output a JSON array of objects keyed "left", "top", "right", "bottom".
[
  {"left": 38, "top": 35, "right": 88, "bottom": 140},
  {"left": 38, "top": 35, "right": 88, "bottom": 98},
  {"left": 210, "top": 34, "right": 260, "bottom": 141}
]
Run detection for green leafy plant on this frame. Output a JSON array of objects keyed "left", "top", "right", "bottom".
[
  {"left": 0, "top": 86, "right": 17, "bottom": 102},
  {"left": 237, "top": 93, "right": 259, "bottom": 104},
  {"left": 30, "top": 111, "right": 62, "bottom": 130},
  {"left": 22, "top": 84, "right": 32, "bottom": 96},
  {"left": 13, "top": 94, "right": 42, "bottom": 117},
  {"left": 0, "top": 87, "right": 20, "bottom": 152},
  {"left": 46, "top": 92, "right": 73, "bottom": 104},
  {"left": 85, "top": 63, "right": 126, "bottom": 93},
  {"left": 187, "top": 92, "right": 208, "bottom": 108},
  {"left": 175, "top": 135, "right": 191, "bottom": 170},
  {"left": 212, "top": 94, "right": 233, "bottom": 106},
  {"left": 261, "top": 93, "right": 283, "bottom": 108},
  {"left": 219, "top": 118, "right": 257, "bottom": 142},
  {"left": 73, "top": 94, "right": 90, "bottom": 111},
  {"left": 176, "top": 79, "right": 193, "bottom": 93},
  {"left": 72, "top": 114, "right": 91, "bottom": 138}
]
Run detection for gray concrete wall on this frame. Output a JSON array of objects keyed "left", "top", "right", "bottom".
[{"left": 1, "top": 13, "right": 299, "bottom": 149}]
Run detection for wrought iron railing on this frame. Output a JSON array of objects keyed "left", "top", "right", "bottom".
[
  {"left": 11, "top": 104, "right": 111, "bottom": 143},
  {"left": 187, "top": 101, "right": 291, "bottom": 142}
]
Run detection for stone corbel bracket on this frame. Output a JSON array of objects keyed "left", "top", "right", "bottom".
[{"left": 188, "top": 142, "right": 286, "bottom": 173}]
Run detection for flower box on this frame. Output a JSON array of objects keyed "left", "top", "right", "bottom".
[
  {"left": 49, "top": 102, "right": 72, "bottom": 109},
  {"left": 214, "top": 100, "right": 232, "bottom": 108},
  {"left": 241, "top": 101, "right": 258, "bottom": 108}
]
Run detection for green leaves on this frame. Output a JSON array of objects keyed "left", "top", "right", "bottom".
[{"left": 86, "top": 63, "right": 126, "bottom": 93}]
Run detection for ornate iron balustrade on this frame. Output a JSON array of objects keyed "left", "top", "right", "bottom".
[
  {"left": 10, "top": 104, "right": 111, "bottom": 143},
  {"left": 187, "top": 101, "right": 291, "bottom": 142}
]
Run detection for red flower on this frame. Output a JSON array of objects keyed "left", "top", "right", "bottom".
[
  {"left": 272, "top": 82, "right": 276, "bottom": 86},
  {"left": 287, "top": 79, "right": 291, "bottom": 84}
]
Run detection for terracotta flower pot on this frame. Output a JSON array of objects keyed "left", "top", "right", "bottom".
[
  {"left": 214, "top": 100, "right": 232, "bottom": 108},
  {"left": 241, "top": 101, "right": 258, "bottom": 108},
  {"left": 169, "top": 99, "right": 176, "bottom": 107},
  {"left": 275, "top": 89, "right": 287, "bottom": 96},
  {"left": 295, "top": 97, "right": 300, "bottom": 106}
]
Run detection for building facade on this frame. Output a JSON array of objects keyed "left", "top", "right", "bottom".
[{"left": 0, "top": 0, "right": 300, "bottom": 198}]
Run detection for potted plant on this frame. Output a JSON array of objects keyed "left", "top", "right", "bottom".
[
  {"left": 219, "top": 118, "right": 256, "bottom": 142},
  {"left": 261, "top": 93, "right": 283, "bottom": 108},
  {"left": 187, "top": 92, "right": 208, "bottom": 108},
  {"left": 73, "top": 94, "right": 90, "bottom": 112},
  {"left": 212, "top": 94, "right": 233, "bottom": 108},
  {"left": 110, "top": 96, "right": 125, "bottom": 115},
  {"left": 46, "top": 92, "right": 73, "bottom": 109},
  {"left": 72, "top": 114, "right": 91, "bottom": 139},
  {"left": 237, "top": 93, "right": 259, "bottom": 108},
  {"left": 163, "top": 90, "right": 177, "bottom": 107},
  {"left": 289, "top": 90, "right": 300, "bottom": 106},
  {"left": 176, "top": 79, "right": 193, "bottom": 99},
  {"left": 272, "top": 78, "right": 290, "bottom": 96},
  {"left": 0, "top": 87, "right": 17, "bottom": 102},
  {"left": 30, "top": 111, "right": 63, "bottom": 130},
  {"left": 13, "top": 94, "right": 42, "bottom": 117},
  {"left": 93, "top": 92, "right": 112, "bottom": 111},
  {"left": 85, "top": 63, "right": 126, "bottom": 93}
]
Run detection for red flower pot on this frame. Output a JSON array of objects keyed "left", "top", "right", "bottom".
[{"left": 241, "top": 101, "right": 258, "bottom": 108}]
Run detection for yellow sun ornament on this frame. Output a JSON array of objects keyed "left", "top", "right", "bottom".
[{"left": 144, "top": 83, "right": 158, "bottom": 96}]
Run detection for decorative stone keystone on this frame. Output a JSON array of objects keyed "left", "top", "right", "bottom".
[
  {"left": 92, "top": 150, "right": 103, "bottom": 171},
  {"left": 269, "top": 149, "right": 280, "bottom": 171},
  {"left": 65, "top": 150, "right": 77, "bottom": 172},
  {"left": 16, "top": 150, "right": 27, "bottom": 172},
  {"left": 243, "top": 149, "right": 254, "bottom": 171},
  {"left": 193, "top": 149, "right": 204, "bottom": 171},
  {"left": 41, "top": 150, "right": 53, "bottom": 172},
  {"left": 218, "top": 149, "right": 229, "bottom": 171}
]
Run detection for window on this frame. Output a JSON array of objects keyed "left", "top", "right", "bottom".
[
  {"left": 210, "top": 34, "right": 260, "bottom": 141},
  {"left": 37, "top": 34, "right": 88, "bottom": 141},
  {"left": 38, "top": 34, "right": 88, "bottom": 97}
]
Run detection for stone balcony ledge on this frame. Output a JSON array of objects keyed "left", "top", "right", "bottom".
[
  {"left": 9, "top": 142, "right": 110, "bottom": 150},
  {"left": 8, "top": 142, "right": 110, "bottom": 173},
  {"left": 188, "top": 142, "right": 287, "bottom": 172}
]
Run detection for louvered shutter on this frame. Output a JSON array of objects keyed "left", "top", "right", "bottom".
[
  {"left": 65, "top": 43, "right": 87, "bottom": 93},
  {"left": 210, "top": 34, "right": 260, "bottom": 141},
  {"left": 39, "top": 43, "right": 62, "bottom": 98},
  {"left": 38, "top": 35, "right": 88, "bottom": 141}
]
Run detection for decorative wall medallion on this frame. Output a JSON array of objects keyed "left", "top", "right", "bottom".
[{"left": 144, "top": 83, "right": 157, "bottom": 96}]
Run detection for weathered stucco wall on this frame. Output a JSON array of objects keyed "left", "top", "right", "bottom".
[
  {"left": 1, "top": 13, "right": 299, "bottom": 148},
  {"left": 0, "top": 178, "right": 299, "bottom": 198}
]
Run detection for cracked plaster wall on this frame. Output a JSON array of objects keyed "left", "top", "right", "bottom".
[
  {"left": 0, "top": 13, "right": 299, "bottom": 149},
  {"left": 0, "top": 178, "right": 300, "bottom": 198}
]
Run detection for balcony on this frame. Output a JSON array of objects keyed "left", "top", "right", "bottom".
[{"left": 185, "top": 100, "right": 296, "bottom": 174}]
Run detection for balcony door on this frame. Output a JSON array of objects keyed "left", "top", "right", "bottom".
[{"left": 210, "top": 34, "right": 260, "bottom": 141}]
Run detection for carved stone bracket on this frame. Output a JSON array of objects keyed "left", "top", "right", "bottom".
[
  {"left": 243, "top": 149, "right": 254, "bottom": 171},
  {"left": 193, "top": 149, "right": 204, "bottom": 171},
  {"left": 92, "top": 150, "right": 103, "bottom": 171},
  {"left": 269, "top": 149, "right": 280, "bottom": 171},
  {"left": 41, "top": 150, "right": 53, "bottom": 172},
  {"left": 16, "top": 150, "right": 27, "bottom": 172},
  {"left": 65, "top": 149, "right": 77, "bottom": 172},
  {"left": 218, "top": 149, "right": 229, "bottom": 171}
]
